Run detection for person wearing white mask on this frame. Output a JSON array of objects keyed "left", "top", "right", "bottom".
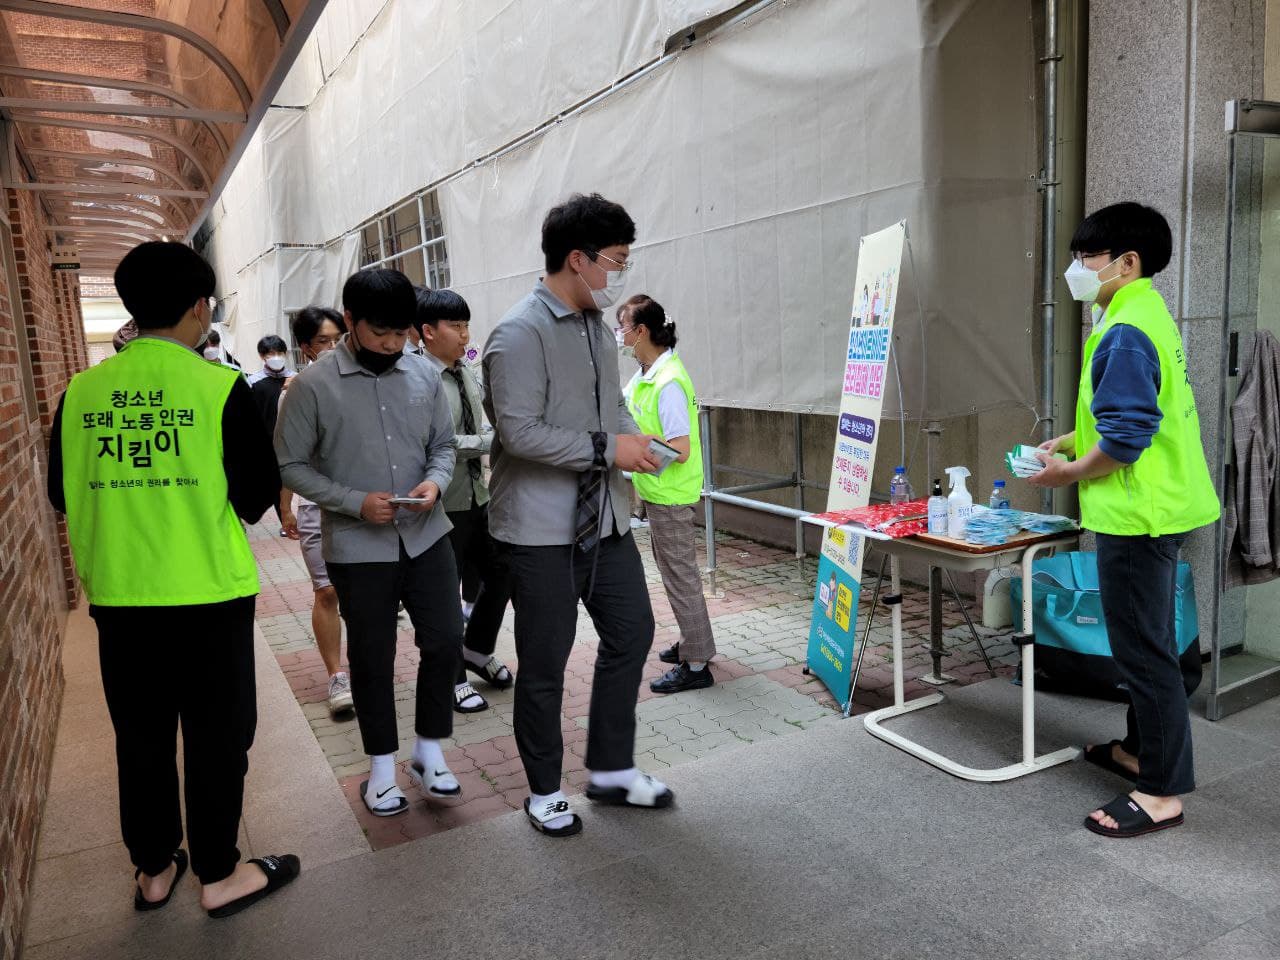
[
  {"left": 249, "top": 335, "right": 294, "bottom": 432},
  {"left": 201, "top": 328, "right": 242, "bottom": 373},
  {"left": 278, "top": 307, "right": 352, "bottom": 715},
  {"left": 1030, "top": 202, "right": 1218, "bottom": 841},
  {"left": 616, "top": 294, "right": 717, "bottom": 694},
  {"left": 251, "top": 335, "right": 296, "bottom": 533},
  {"left": 483, "top": 193, "right": 671, "bottom": 838},
  {"left": 247, "top": 334, "right": 296, "bottom": 386}
]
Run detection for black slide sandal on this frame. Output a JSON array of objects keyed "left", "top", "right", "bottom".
[
  {"left": 466, "top": 657, "right": 514, "bottom": 690},
  {"left": 133, "top": 849, "right": 188, "bottom": 912},
  {"left": 1084, "top": 795, "right": 1184, "bottom": 839},
  {"left": 207, "top": 854, "right": 301, "bottom": 919},
  {"left": 1083, "top": 740, "right": 1137, "bottom": 782}
]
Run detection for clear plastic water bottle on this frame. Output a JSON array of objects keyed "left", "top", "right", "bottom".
[
  {"left": 989, "top": 478, "right": 1010, "bottom": 510},
  {"left": 889, "top": 466, "right": 914, "bottom": 504}
]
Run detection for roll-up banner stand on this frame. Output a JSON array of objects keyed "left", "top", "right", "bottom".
[{"left": 806, "top": 221, "right": 906, "bottom": 709}]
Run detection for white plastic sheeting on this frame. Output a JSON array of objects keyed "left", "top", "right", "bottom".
[{"left": 201, "top": 0, "right": 1039, "bottom": 415}]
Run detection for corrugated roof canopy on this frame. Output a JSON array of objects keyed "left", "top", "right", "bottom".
[{"left": 0, "top": 0, "right": 324, "bottom": 275}]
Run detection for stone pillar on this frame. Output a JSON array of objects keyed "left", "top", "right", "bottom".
[{"left": 1083, "top": 0, "right": 1268, "bottom": 648}]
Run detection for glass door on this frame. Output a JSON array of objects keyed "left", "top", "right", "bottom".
[{"left": 1209, "top": 99, "right": 1280, "bottom": 719}]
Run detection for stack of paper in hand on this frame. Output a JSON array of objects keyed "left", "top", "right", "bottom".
[{"left": 1005, "top": 443, "right": 1067, "bottom": 479}]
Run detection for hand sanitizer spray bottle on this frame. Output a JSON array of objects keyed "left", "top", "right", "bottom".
[
  {"left": 944, "top": 466, "right": 974, "bottom": 538},
  {"left": 927, "top": 479, "right": 947, "bottom": 534}
]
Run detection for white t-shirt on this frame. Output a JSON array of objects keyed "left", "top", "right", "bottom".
[{"left": 625, "top": 350, "right": 691, "bottom": 441}]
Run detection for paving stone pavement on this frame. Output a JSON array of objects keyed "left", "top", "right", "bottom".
[{"left": 247, "top": 519, "right": 1018, "bottom": 850}]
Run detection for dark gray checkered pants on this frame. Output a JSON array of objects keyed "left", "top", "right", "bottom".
[{"left": 643, "top": 500, "right": 717, "bottom": 662}]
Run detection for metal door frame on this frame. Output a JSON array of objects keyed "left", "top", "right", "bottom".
[{"left": 1208, "top": 99, "right": 1280, "bottom": 720}]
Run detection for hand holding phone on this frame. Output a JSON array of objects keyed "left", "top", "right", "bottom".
[
  {"left": 614, "top": 434, "right": 662, "bottom": 473},
  {"left": 397, "top": 480, "right": 440, "bottom": 513},
  {"left": 647, "top": 438, "right": 680, "bottom": 476},
  {"left": 360, "top": 491, "right": 397, "bottom": 524}
]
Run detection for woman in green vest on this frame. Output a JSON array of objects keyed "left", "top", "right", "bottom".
[
  {"left": 617, "top": 294, "right": 717, "bottom": 694},
  {"left": 1030, "top": 203, "right": 1219, "bottom": 840}
]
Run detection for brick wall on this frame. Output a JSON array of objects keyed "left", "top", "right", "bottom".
[{"left": 0, "top": 186, "right": 86, "bottom": 960}]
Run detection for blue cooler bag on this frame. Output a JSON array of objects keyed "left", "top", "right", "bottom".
[{"left": 1009, "top": 551, "right": 1199, "bottom": 701}]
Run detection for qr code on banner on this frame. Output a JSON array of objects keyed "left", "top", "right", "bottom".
[{"left": 843, "top": 361, "right": 885, "bottom": 399}]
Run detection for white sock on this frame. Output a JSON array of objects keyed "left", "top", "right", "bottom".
[
  {"left": 462, "top": 600, "right": 475, "bottom": 619},
  {"left": 687, "top": 661, "right": 707, "bottom": 671},
  {"left": 589, "top": 766, "right": 638, "bottom": 790},
  {"left": 463, "top": 647, "right": 491, "bottom": 668},
  {"left": 455, "top": 681, "right": 485, "bottom": 709},
  {"left": 414, "top": 737, "right": 457, "bottom": 791},
  {"left": 369, "top": 753, "right": 397, "bottom": 793},
  {"left": 530, "top": 790, "right": 574, "bottom": 830},
  {"left": 414, "top": 737, "right": 446, "bottom": 772}
]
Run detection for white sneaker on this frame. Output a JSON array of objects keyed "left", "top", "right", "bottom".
[{"left": 327, "top": 672, "right": 354, "bottom": 714}]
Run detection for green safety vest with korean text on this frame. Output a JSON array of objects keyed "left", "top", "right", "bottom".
[
  {"left": 626, "top": 352, "right": 704, "bottom": 506},
  {"left": 1075, "top": 279, "right": 1220, "bottom": 536},
  {"left": 60, "top": 336, "right": 260, "bottom": 605}
]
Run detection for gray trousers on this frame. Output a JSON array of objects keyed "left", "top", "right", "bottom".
[{"left": 644, "top": 500, "right": 717, "bottom": 663}]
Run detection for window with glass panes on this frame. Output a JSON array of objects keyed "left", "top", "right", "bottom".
[{"left": 355, "top": 191, "right": 450, "bottom": 290}]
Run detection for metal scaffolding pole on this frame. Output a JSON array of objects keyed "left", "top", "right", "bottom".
[
  {"left": 700, "top": 405, "right": 717, "bottom": 595},
  {"left": 1039, "top": 0, "right": 1060, "bottom": 513}
]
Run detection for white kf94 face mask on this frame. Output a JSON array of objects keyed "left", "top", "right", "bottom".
[{"left": 1063, "top": 255, "right": 1123, "bottom": 302}]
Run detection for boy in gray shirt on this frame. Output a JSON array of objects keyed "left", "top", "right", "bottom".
[{"left": 276, "top": 269, "right": 463, "bottom": 817}]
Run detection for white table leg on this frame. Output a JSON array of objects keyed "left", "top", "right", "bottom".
[
  {"left": 862, "top": 540, "right": 1081, "bottom": 782},
  {"left": 891, "top": 554, "right": 904, "bottom": 708},
  {"left": 1021, "top": 544, "right": 1037, "bottom": 764}
]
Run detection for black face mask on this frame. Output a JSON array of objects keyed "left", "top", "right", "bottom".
[{"left": 350, "top": 325, "right": 400, "bottom": 375}]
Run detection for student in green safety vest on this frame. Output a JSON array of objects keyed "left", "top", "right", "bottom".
[
  {"left": 617, "top": 294, "right": 718, "bottom": 694},
  {"left": 47, "top": 242, "right": 299, "bottom": 917},
  {"left": 1030, "top": 203, "right": 1220, "bottom": 840}
]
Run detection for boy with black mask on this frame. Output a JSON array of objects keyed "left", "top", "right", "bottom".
[{"left": 275, "top": 268, "right": 465, "bottom": 817}]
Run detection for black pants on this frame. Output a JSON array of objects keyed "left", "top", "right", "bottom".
[
  {"left": 91, "top": 596, "right": 257, "bottom": 885},
  {"left": 503, "top": 533, "right": 654, "bottom": 795},
  {"left": 327, "top": 538, "right": 461, "bottom": 756},
  {"left": 447, "top": 502, "right": 512, "bottom": 683},
  {"left": 1097, "top": 532, "right": 1201, "bottom": 796}
]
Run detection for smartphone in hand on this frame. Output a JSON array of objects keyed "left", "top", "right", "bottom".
[{"left": 647, "top": 438, "right": 680, "bottom": 475}]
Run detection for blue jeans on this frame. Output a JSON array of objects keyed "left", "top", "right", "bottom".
[{"left": 1096, "top": 532, "right": 1201, "bottom": 796}]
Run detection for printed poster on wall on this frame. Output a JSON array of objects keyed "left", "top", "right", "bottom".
[{"left": 806, "top": 220, "right": 906, "bottom": 708}]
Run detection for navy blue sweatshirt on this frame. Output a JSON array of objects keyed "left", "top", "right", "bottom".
[{"left": 1090, "top": 323, "right": 1162, "bottom": 464}]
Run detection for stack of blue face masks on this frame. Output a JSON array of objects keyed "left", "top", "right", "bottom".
[
  {"left": 963, "top": 509, "right": 1078, "bottom": 546},
  {"left": 964, "top": 509, "right": 1025, "bottom": 546},
  {"left": 1020, "top": 513, "right": 1078, "bottom": 535}
]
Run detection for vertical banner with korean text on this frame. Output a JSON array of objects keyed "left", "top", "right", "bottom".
[{"left": 806, "top": 221, "right": 906, "bottom": 707}]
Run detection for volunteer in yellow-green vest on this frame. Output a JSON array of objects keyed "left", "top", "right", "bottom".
[
  {"left": 47, "top": 242, "right": 299, "bottom": 918},
  {"left": 618, "top": 294, "right": 717, "bottom": 694},
  {"left": 1029, "top": 203, "right": 1219, "bottom": 840}
]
